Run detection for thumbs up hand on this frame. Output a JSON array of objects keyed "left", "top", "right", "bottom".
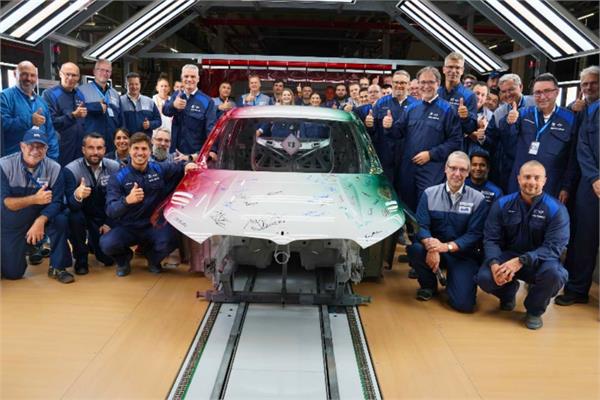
[
  {"left": 382, "top": 109, "right": 393, "bottom": 129},
  {"left": 457, "top": 98, "right": 468, "bottom": 119},
  {"left": 507, "top": 102, "right": 519, "bottom": 125},
  {"left": 32, "top": 108, "right": 46, "bottom": 126},
  {"left": 125, "top": 182, "right": 144, "bottom": 205},
  {"left": 75, "top": 177, "right": 92, "bottom": 201},
  {"left": 571, "top": 91, "right": 586, "bottom": 112},
  {"left": 343, "top": 102, "right": 353, "bottom": 112},
  {"left": 173, "top": 95, "right": 187, "bottom": 110},
  {"left": 143, "top": 117, "right": 150, "bottom": 130},
  {"left": 33, "top": 183, "right": 52, "bottom": 205},
  {"left": 365, "top": 109, "right": 374, "bottom": 128}
]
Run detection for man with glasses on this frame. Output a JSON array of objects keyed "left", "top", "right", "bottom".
[
  {"left": 42, "top": 62, "right": 87, "bottom": 166},
  {"left": 499, "top": 73, "right": 577, "bottom": 200},
  {"left": 1, "top": 60, "right": 59, "bottom": 160},
  {"left": 476, "top": 161, "right": 569, "bottom": 330},
  {"left": 1, "top": 129, "right": 73, "bottom": 283},
  {"left": 79, "top": 59, "right": 122, "bottom": 152},
  {"left": 485, "top": 74, "right": 536, "bottom": 192},
  {"left": 391, "top": 66, "right": 462, "bottom": 212},
  {"left": 407, "top": 151, "right": 488, "bottom": 312}
]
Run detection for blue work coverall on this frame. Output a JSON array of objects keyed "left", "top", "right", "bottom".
[
  {"left": 438, "top": 83, "right": 478, "bottom": 137},
  {"left": 1, "top": 86, "right": 59, "bottom": 160},
  {"left": 42, "top": 85, "right": 86, "bottom": 166},
  {"left": 163, "top": 90, "right": 217, "bottom": 155},
  {"left": 476, "top": 192, "right": 569, "bottom": 316},
  {"left": 408, "top": 183, "right": 488, "bottom": 312},
  {"left": 120, "top": 94, "right": 162, "bottom": 137},
  {"left": 564, "top": 100, "right": 599, "bottom": 297},
  {"left": 238, "top": 92, "right": 273, "bottom": 107},
  {"left": 0, "top": 153, "right": 71, "bottom": 278},
  {"left": 391, "top": 96, "right": 463, "bottom": 211},
  {"left": 63, "top": 157, "right": 121, "bottom": 267},
  {"left": 498, "top": 106, "right": 578, "bottom": 197},
  {"left": 79, "top": 81, "right": 121, "bottom": 153},
  {"left": 100, "top": 161, "right": 184, "bottom": 267},
  {"left": 465, "top": 177, "right": 503, "bottom": 205}
]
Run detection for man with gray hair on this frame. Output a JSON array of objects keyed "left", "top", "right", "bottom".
[
  {"left": 407, "top": 151, "right": 488, "bottom": 312},
  {"left": 151, "top": 128, "right": 175, "bottom": 163},
  {"left": 163, "top": 64, "right": 216, "bottom": 158}
]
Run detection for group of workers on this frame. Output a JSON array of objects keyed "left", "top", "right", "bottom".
[{"left": 0, "top": 52, "right": 597, "bottom": 330}]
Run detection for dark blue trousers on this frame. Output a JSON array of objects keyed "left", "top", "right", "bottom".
[
  {"left": 407, "top": 242, "right": 479, "bottom": 312},
  {"left": 564, "top": 181, "right": 599, "bottom": 296},
  {"left": 99, "top": 223, "right": 178, "bottom": 267},
  {"left": 68, "top": 210, "right": 113, "bottom": 266},
  {"left": 1, "top": 211, "right": 72, "bottom": 279},
  {"left": 476, "top": 251, "right": 568, "bottom": 316}
]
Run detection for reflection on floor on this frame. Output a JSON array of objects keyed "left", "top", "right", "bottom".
[{"left": 1, "top": 248, "right": 598, "bottom": 399}]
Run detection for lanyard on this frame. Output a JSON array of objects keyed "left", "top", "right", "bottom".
[
  {"left": 533, "top": 107, "right": 555, "bottom": 142},
  {"left": 92, "top": 81, "right": 111, "bottom": 105}
]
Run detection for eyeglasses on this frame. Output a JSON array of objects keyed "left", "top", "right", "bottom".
[
  {"left": 61, "top": 72, "right": 80, "bottom": 78},
  {"left": 447, "top": 165, "right": 469, "bottom": 174},
  {"left": 533, "top": 88, "right": 558, "bottom": 98}
]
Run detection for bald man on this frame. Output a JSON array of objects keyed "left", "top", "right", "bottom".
[
  {"left": 42, "top": 62, "right": 87, "bottom": 166},
  {"left": 1, "top": 60, "right": 59, "bottom": 160}
]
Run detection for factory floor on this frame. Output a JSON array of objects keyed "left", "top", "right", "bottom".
[{"left": 1, "top": 247, "right": 598, "bottom": 399}]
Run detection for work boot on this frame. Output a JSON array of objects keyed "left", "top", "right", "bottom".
[
  {"left": 416, "top": 288, "right": 435, "bottom": 301},
  {"left": 148, "top": 263, "right": 163, "bottom": 274},
  {"left": 555, "top": 292, "right": 589, "bottom": 306},
  {"left": 525, "top": 313, "right": 543, "bottom": 330},
  {"left": 48, "top": 268, "right": 75, "bottom": 284},
  {"left": 408, "top": 267, "right": 418, "bottom": 279},
  {"left": 74, "top": 263, "right": 89, "bottom": 275}
]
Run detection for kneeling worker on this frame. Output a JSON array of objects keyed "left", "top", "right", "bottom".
[
  {"left": 407, "top": 151, "right": 488, "bottom": 312},
  {"left": 476, "top": 160, "right": 569, "bottom": 330},
  {"left": 100, "top": 132, "right": 198, "bottom": 276}
]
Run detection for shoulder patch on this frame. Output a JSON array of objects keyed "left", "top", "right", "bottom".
[
  {"left": 498, "top": 192, "right": 519, "bottom": 209},
  {"left": 541, "top": 193, "right": 560, "bottom": 218}
]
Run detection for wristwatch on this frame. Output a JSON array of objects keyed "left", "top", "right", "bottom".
[
  {"left": 518, "top": 254, "right": 529, "bottom": 266},
  {"left": 447, "top": 243, "right": 454, "bottom": 252}
]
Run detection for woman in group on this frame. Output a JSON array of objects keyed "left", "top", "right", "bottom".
[
  {"left": 105, "top": 128, "right": 130, "bottom": 167},
  {"left": 152, "top": 77, "right": 172, "bottom": 133},
  {"left": 309, "top": 92, "right": 323, "bottom": 107}
]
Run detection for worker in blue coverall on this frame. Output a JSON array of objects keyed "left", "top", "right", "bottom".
[
  {"left": 213, "top": 81, "right": 236, "bottom": 120},
  {"left": 365, "top": 70, "right": 418, "bottom": 186},
  {"left": 437, "top": 52, "right": 478, "bottom": 144},
  {"left": 498, "top": 73, "right": 577, "bottom": 202},
  {"left": 465, "top": 150, "right": 503, "bottom": 205},
  {"left": 63, "top": 133, "right": 120, "bottom": 275},
  {"left": 99, "top": 132, "right": 198, "bottom": 277},
  {"left": 484, "top": 74, "right": 536, "bottom": 192},
  {"left": 556, "top": 99, "right": 599, "bottom": 306},
  {"left": 42, "top": 62, "right": 87, "bottom": 166},
  {"left": 408, "top": 151, "right": 488, "bottom": 312},
  {"left": 0, "top": 129, "right": 73, "bottom": 283},
  {"left": 391, "top": 66, "right": 463, "bottom": 212},
  {"left": 120, "top": 72, "right": 162, "bottom": 138},
  {"left": 1, "top": 61, "right": 59, "bottom": 160},
  {"left": 79, "top": 59, "right": 121, "bottom": 153},
  {"left": 476, "top": 160, "right": 569, "bottom": 330},
  {"left": 162, "top": 64, "right": 217, "bottom": 159},
  {"left": 238, "top": 74, "right": 273, "bottom": 107}
]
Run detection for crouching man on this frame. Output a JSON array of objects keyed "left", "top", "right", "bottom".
[
  {"left": 476, "top": 160, "right": 569, "bottom": 329},
  {"left": 1, "top": 129, "right": 73, "bottom": 283},
  {"left": 407, "top": 151, "right": 488, "bottom": 312},
  {"left": 100, "top": 132, "right": 198, "bottom": 276}
]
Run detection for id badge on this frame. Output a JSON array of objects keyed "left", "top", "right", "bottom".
[
  {"left": 107, "top": 107, "right": 114, "bottom": 117},
  {"left": 528, "top": 141, "right": 540, "bottom": 155}
]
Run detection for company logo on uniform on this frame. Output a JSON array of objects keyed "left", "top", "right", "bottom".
[
  {"left": 190, "top": 104, "right": 204, "bottom": 113},
  {"left": 428, "top": 112, "right": 440, "bottom": 120},
  {"left": 458, "top": 201, "right": 473, "bottom": 214},
  {"left": 551, "top": 122, "right": 565, "bottom": 131},
  {"left": 532, "top": 209, "right": 546, "bottom": 219}
]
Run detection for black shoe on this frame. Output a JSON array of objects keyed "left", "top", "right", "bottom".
[
  {"left": 525, "top": 313, "right": 543, "bottom": 330},
  {"left": 74, "top": 263, "right": 89, "bottom": 275},
  {"left": 116, "top": 263, "right": 131, "bottom": 277},
  {"left": 408, "top": 267, "right": 418, "bottom": 279},
  {"left": 416, "top": 288, "right": 435, "bottom": 301},
  {"left": 28, "top": 252, "right": 44, "bottom": 265},
  {"left": 48, "top": 268, "right": 75, "bottom": 284},
  {"left": 397, "top": 254, "right": 409, "bottom": 263},
  {"left": 40, "top": 247, "right": 51, "bottom": 258},
  {"left": 148, "top": 263, "right": 163, "bottom": 274},
  {"left": 555, "top": 292, "right": 589, "bottom": 306},
  {"left": 500, "top": 298, "right": 516, "bottom": 311}
]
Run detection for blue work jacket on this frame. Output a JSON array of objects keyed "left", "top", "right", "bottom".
[
  {"left": 120, "top": 94, "right": 162, "bottom": 137},
  {"left": 79, "top": 81, "right": 121, "bottom": 152},
  {"left": 438, "top": 83, "right": 477, "bottom": 136}
]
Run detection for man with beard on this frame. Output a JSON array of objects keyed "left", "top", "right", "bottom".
[
  {"left": 408, "top": 151, "right": 488, "bottom": 312},
  {"left": 465, "top": 150, "right": 503, "bottom": 204},
  {"left": 100, "top": 133, "right": 198, "bottom": 277},
  {"left": 63, "top": 133, "right": 120, "bottom": 274},
  {"left": 42, "top": 62, "right": 87, "bottom": 166},
  {"left": 1, "top": 129, "right": 72, "bottom": 282},
  {"left": 476, "top": 161, "right": 569, "bottom": 330},
  {"left": 152, "top": 128, "right": 176, "bottom": 163},
  {"left": 1, "top": 61, "right": 59, "bottom": 159},
  {"left": 325, "top": 83, "right": 350, "bottom": 109}
]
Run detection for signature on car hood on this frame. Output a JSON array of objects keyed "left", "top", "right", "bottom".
[{"left": 164, "top": 169, "right": 404, "bottom": 248}]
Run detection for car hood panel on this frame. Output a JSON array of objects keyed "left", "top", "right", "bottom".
[{"left": 164, "top": 170, "right": 404, "bottom": 248}]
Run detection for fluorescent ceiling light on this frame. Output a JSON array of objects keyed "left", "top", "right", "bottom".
[
  {"left": 578, "top": 13, "right": 595, "bottom": 21},
  {"left": 488, "top": 44, "right": 498, "bottom": 49},
  {"left": 84, "top": 0, "right": 196, "bottom": 61},
  {"left": 481, "top": 0, "right": 599, "bottom": 61},
  {"left": 170, "top": 47, "right": 179, "bottom": 53},
  {"left": 396, "top": 0, "right": 507, "bottom": 74},
  {"left": 0, "top": 0, "right": 95, "bottom": 46}
]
